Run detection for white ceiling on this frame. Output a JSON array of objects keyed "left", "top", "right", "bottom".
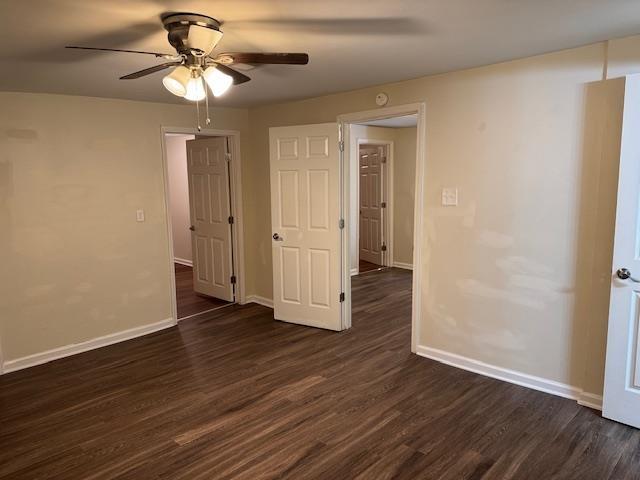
[
  {"left": 359, "top": 115, "right": 418, "bottom": 128},
  {"left": 1, "top": 0, "right": 640, "bottom": 108}
]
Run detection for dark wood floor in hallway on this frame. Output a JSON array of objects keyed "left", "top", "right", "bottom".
[
  {"left": 358, "top": 258, "right": 383, "bottom": 273},
  {"left": 1, "top": 268, "right": 639, "bottom": 479},
  {"left": 175, "top": 263, "right": 230, "bottom": 319}
]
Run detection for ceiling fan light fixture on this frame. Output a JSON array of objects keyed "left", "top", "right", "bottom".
[
  {"left": 162, "top": 65, "right": 191, "bottom": 97},
  {"left": 67, "top": 12, "right": 310, "bottom": 125},
  {"left": 184, "top": 74, "right": 206, "bottom": 101},
  {"left": 203, "top": 66, "right": 233, "bottom": 97},
  {"left": 187, "top": 25, "right": 224, "bottom": 56}
]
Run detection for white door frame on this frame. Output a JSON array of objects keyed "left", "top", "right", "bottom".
[
  {"left": 338, "top": 103, "right": 426, "bottom": 352},
  {"left": 354, "top": 139, "right": 394, "bottom": 272},
  {"left": 160, "top": 126, "right": 246, "bottom": 324}
]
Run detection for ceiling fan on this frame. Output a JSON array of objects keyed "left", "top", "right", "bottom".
[{"left": 66, "top": 12, "right": 309, "bottom": 104}]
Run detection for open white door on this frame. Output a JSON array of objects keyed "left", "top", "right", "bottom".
[
  {"left": 186, "top": 137, "right": 235, "bottom": 302},
  {"left": 269, "top": 123, "right": 343, "bottom": 330},
  {"left": 603, "top": 75, "right": 640, "bottom": 429},
  {"left": 359, "top": 144, "right": 384, "bottom": 266}
]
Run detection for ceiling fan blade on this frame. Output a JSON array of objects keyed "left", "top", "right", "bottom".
[
  {"left": 214, "top": 64, "right": 251, "bottom": 85},
  {"left": 36, "top": 21, "right": 163, "bottom": 63},
  {"left": 214, "top": 52, "right": 309, "bottom": 65},
  {"left": 66, "top": 46, "right": 175, "bottom": 59},
  {"left": 120, "top": 61, "right": 182, "bottom": 80}
]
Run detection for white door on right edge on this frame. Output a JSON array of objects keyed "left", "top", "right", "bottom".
[
  {"left": 269, "top": 123, "right": 343, "bottom": 331},
  {"left": 603, "top": 75, "right": 640, "bottom": 429}
]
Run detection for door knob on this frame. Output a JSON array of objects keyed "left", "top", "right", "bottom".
[
  {"left": 189, "top": 225, "right": 195, "bottom": 231},
  {"left": 616, "top": 268, "right": 640, "bottom": 282},
  {"left": 272, "top": 233, "right": 283, "bottom": 241}
]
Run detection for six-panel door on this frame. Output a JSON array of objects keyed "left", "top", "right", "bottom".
[
  {"left": 269, "top": 123, "right": 342, "bottom": 330},
  {"left": 359, "top": 144, "right": 384, "bottom": 266},
  {"left": 186, "top": 137, "right": 235, "bottom": 302}
]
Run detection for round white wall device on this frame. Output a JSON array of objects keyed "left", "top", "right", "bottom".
[{"left": 375, "top": 92, "right": 388, "bottom": 106}]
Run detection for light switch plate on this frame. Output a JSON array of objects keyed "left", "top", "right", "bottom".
[
  {"left": 441, "top": 188, "right": 458, "bottom": 206},
  {"left": 136, "top": 209, "right": 145, "bottom": 222}
]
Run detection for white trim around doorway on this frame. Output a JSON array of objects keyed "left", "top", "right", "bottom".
[
  {"left": 160, "top": 126, "right": 246, "bottom": 324},
  {"left": 338, "top": 103, "right": 426, "bottom": 353}
]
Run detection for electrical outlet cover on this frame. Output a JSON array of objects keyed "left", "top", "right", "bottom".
[{"left": 441, "top": 188, "right": 458, "bottom": 206}]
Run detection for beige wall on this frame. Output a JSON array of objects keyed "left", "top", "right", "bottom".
[
  {"left": 608, "top": 35, "right": 640, "bottom": 78},
  {"left": 244, "top": 35, "right": 640, "bottom": 397},
  {"left": 391, "top": 127, "right": 417, "bottom": 266},
  {"left": 0, "top": 93, "right": 248, "bottom": 362},
  {"left": 166, "top": 134, "right": 194, "bottom": 263},
  {"left": 3, "top": 34, "right": 640, "bottom": 398},
  {"left": 348, "top": 125, "right": 416, "bottom": 270}
]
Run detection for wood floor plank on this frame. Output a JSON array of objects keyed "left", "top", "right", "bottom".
[{"left": 0, "top": 268, "right": 638, "bottom": 479}]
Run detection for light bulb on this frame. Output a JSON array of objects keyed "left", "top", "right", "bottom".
[
  {"left": 203, "top": 66, "right": 233, "bottom": 97},
  {"left": 162, "top": 66, "right": 190, "bottom": 97},
  {"left": 184, "top": 75, "right": 206, "bottom": 101}
]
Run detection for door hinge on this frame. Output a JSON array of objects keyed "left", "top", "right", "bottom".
[
  {"left": 381, "top": 244, "right": 387, "bottom": 252},
  {"left": 382, "top": 157, "right": 387, "bottom": 164},
  {"left": 339, "top": 292, "right": 345, "bottom": 302},
  {"left": 381, "top": 202, "right": 387, "bottom": 208},
  {"left": 225, "top": 152, "right": 232, "bottom": 162},
  {"left": 228, "top": 216, "right": 234, "bottom": 224},
  {"left": 338, "top": 218, "right": 345, "bottom": 229},
  {"left": 339, "top": 141, "right": 344, "bottom": 152},
  {"left": 230, "top": 275, "right": 237, "bottom": 285}
]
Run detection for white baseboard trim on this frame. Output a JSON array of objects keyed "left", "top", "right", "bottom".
[
  {"left": 2, "top": 318, "right": 175, "bottom": 374},
  {"left": 416, "top": 345, "right": 602, "bottom": 410},
  {"left": 245, "top": 295, "right": 274, "bottom": 308},
  {"left": 174, "top": 257, "right": 193, "bottom": 267},
  {"left": 578, "top": 392, "right": 604, "bottom": 410},
  {"left": 350, "top": 268, "right": 359, "bottom": 276},
  {"left": 393, "top": 261, "right": 413, "bottom": 270}
]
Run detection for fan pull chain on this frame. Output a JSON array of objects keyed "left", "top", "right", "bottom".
[
  {"left": 196, "top": 98, "right": 202, "bottom": 131},
  {"left": 205, "top": 85, "right": 211, "bottom": 126}
]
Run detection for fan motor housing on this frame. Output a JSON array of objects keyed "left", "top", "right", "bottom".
[{"left": 162, "top": 12, "right": 222, "bottom": 55}]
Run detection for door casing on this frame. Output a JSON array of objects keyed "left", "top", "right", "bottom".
[
  {"left": 161, "top": 127, "right": 246, "bottom": 324},
  {"left": 338, "top": 103, "right": 427, "bottom": 352}
]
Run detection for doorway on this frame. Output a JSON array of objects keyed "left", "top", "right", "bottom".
[
  {"left": 161, "top": 127, "right": 245, "bottom": 323},
  {"left": 348, "top": 115, "right": 419, "bottom": 278},
  {"left": 265, "top": 104, "right": 425, "bottom": 348},
  {"left": 347, "top": 116, "right": 419, "bottom": 343},
  {"left": 339, "top": 104, "right": 426, "bottom": 352}
]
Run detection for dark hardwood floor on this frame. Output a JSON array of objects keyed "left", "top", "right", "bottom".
[
  {"left": 1, "top": 268, "right": 639, "bottom": 479},
  {"left": 359, "top": 258, "right": 384, "bottom": 273},
  {"left": 175, "top": 263, "right": 230, "bottom": 319}
]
